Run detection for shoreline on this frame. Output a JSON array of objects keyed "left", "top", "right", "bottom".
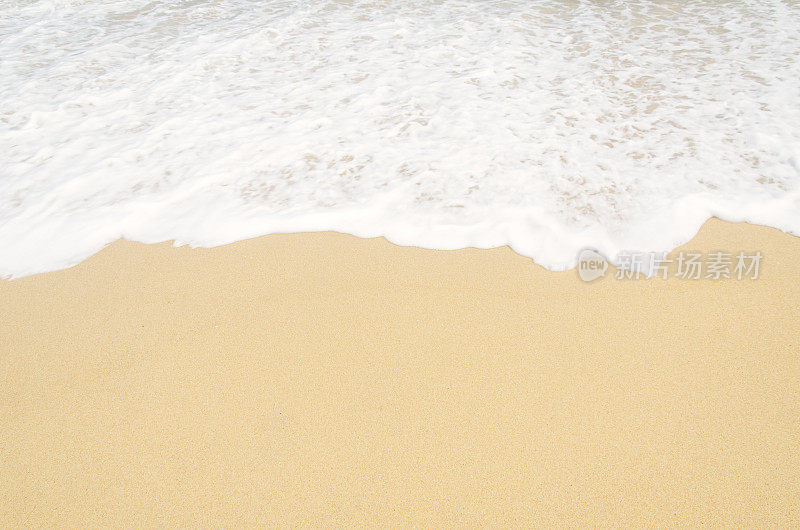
[{"left": 1, "top": 217, "right": 799, "bottom": 525}]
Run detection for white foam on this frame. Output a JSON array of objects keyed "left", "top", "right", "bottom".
[{"left": 2, "top": 0, "right": 800, "bottom": 277}]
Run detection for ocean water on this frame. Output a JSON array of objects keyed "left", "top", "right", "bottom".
[{"left": 2, "top": 0, "right": 799, "bottom": 277}]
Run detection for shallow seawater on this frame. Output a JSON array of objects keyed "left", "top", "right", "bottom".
[{"left": 1, "top": 0, "right": 799, "bottom": 276}]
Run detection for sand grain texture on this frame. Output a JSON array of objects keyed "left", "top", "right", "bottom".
[{"left": 1, "top": 218, "right": 799, "bottom": 526}]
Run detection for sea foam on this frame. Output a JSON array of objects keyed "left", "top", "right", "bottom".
[{"left": 2, "top": 0, "right": 800, "bottom": 277}]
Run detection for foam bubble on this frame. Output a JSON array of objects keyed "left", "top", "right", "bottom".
[{"left": 2, "top": 0, "right": 799, "bottom": 277}]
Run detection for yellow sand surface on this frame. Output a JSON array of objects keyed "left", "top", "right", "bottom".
[{"left": 1, "top": 218, "right": 799, "bottom": 526}]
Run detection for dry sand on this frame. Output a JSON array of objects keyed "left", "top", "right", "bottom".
[{"left": 1, "top": 218, "right": 799, "bottom": 526}]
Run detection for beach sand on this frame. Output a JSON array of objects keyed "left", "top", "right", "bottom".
[{"left": 1, "top": 217, "right": 798, "bottom": 526}]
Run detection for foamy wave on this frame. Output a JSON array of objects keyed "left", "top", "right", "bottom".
[{"left": 2, "top": 0, "right": 800, "bottom": 277}]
